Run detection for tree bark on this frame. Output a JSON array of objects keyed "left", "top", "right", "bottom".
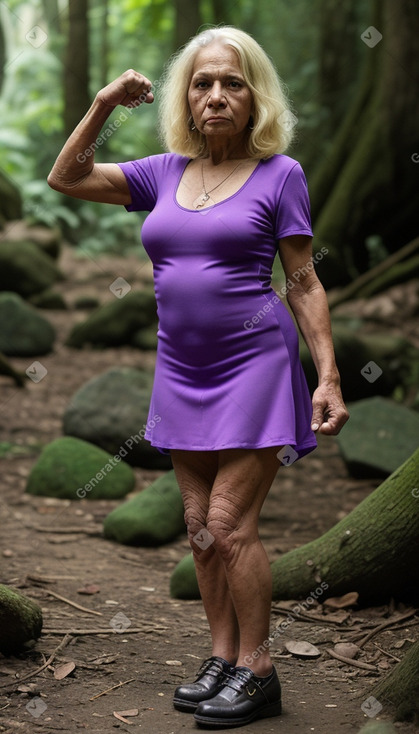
[
  {"left": 173, "top": 0, "right": 203, "bottom": 50},
  {"left": 371, "top": 640, "right": 419, "bottom": 724},
  {"left": 63, "top": 0, "right": 90, "bottom": 137},
  {"left": 317, "top": 0, "right": 360, "bottom": 134},
  {"left": 270, "top": 447, "right": 419, "bottom": 604},
  {"left": 310, "top": 0, "right": 419, "bottom": 288}
]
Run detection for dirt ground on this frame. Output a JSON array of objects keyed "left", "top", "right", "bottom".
[{"left": 0, "top": 247, "right": 418, "bottom": 733}]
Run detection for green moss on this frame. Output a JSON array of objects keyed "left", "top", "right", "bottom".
[
  {"left": 26, "top": 437, "right": 135, "bottom": 500},
  {"left": 0, "top": 585, "right": 43, "bottom": 655},
  {"left": 103, "top": 470, "right": 185, "bottom": 546}
]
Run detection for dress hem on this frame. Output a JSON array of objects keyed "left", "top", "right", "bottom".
[{"left": 145, "top": 436, "right": 317, "bottom": 457}]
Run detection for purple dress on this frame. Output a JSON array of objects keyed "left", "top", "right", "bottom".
[{"left": 117, "top": 153, "right": 317, "bottom": 459}]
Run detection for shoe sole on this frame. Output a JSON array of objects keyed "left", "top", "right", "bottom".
[
  {"left": 173, "top": 697, "right": 199, "bottom": 713},
  {"left": 194, "top": 700, "right": 282, "bottom": 728}
]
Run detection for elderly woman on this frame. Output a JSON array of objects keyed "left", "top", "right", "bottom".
[{"left": 48, "top": 26, "right": 348, "bottom": 729}]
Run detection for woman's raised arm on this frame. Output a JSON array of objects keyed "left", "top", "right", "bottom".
[{"left": 47, "top": 69, "right": 154, "bottom": 205}]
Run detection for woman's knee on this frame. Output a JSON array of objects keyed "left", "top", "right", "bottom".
[{"left": 206, "top": 502, "right": 249, "bottom": 564}]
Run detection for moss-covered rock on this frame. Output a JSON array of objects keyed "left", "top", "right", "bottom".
[
  {"left": 170, "top": 552, "right": 199, "bottom": 599},
  {"left": 0, "top": 584, "right": 43, "bottom": 655},
  {"left": 131, "top": 326, "right": 158, "bottom": 350},
  {"left": 0, "top": 240, "right": 62, "bottom": 297},
  {"left": 103, "top": 470, "right": 185, "bottom": 546},
  {"left": 26, "top": 436, "right": 135, "bottom": 500},
  {"left": 65, "top": 290, "right": 157, "bottom": 348},
  {"left": 300, "top": 322, "right": 419, "bottom": 402},
  {"left": 0, "top": 352, "right": 25, "bottom": 386},
  {"left": 73, "top": 295, "right": 100, "bottom": 310},
  {"left": 29, "top": 289, "right": 67, "bottom": 310},
  {"left": 2, "top": 220, "right": 62, "bottom": 260},
  {"left": 63, "top": 367, "right": 171, "bottom": 470},
  {"left": 336, "top": 397, "right": 419, "bottom": 478},
  {"left": 0, "top": 292, "right": 55, "bottom": 356}
]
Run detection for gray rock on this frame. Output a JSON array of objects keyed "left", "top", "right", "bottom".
[
  {"left": 29, "top": 289, "right": 67, "bottom": 310},
  {"left": 65, "top": 289, "right": 157, "bottom": 348},
  {"left": 300, "top": 321, "right": 419, "bottom": 402},
  {"left": 0, "top": 292, "right": 55, "bottom": 356},
  {"left": 336, "top": 396, "right": 419, "bottom": 477},
  {"left": 2, "top": 220, "right": 62, "bottom": 259},
  {"left": 0, "top": 240, "right": 62, "bottom": 297},
  {"left": 63, "top": 367, "right": 171, "bottom": 470}
]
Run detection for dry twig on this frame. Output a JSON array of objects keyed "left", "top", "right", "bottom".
[{"left": 0, "top": 634, "right": 72, "bottom": 689}]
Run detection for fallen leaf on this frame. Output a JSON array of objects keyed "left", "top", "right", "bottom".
[
  {"left": 53, "top": 662, "right": 76, "bottom": 680},
  {"left": 333, "top": 642, "right": 360, "bottom": 659},
  {"left": 284, "top": 640, "right": 321, "bottom": 658},
  {"left": 17, "top": 683, "right": 39, "bottom": 693},
  {"left": 323, "top": 592, "right": 359, "bottom": 609},
  {"left": 393, "top": 638, "right": 414, "bottom": 649},
  {"left": 320, "top": 610, "right": 350, "bottom": 624},
  {"left": 113, "top": 708, "right": 139, "bottom": 723},
  {"left": 77, "top": 584, "right": 100, "bottom": 595}
]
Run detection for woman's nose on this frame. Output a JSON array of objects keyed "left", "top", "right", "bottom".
[{"left": 207, "top": 82, "right": 226, "bottom": 106}]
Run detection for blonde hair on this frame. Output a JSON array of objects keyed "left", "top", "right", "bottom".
[{"left": 158, "top": 26, "right": 295, "bottom": 159}]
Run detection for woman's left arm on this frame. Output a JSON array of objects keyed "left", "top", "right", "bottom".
[{"left": 278, "top": 235, "right": 349, "bottom": 435}]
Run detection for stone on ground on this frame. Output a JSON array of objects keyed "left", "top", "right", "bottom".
[
  {"left": 170, "top": 553, "right": 200, "bottom": 599},
  {"left": 0, "top": 240, "right": 62, "bottom": 297},
  {"left": 0, "top": 584, "right": 43, "bottom": 655},
  {"left": 65, "top": 289, "right": 157, "bottom": 348},
  {"left": 26, "top": 436, "right": 135, "bottom": 500},
  {"left": 103, "top": 470, "right": 185, "bottom": 546},
  {"left": 0, "top": 292, "right": 55, "bottom": 356},
  {"left": 63, "top": 367, "right": 171, "bottom": 470},
  {"left": 2, "top": 220, "right": 62, "bottom": 259},
  {"left": 336, "top": 397, "right": 419, "bottom": 477},
  {"left": 29, "top": 289, "right": 67, "bottom": 310}
]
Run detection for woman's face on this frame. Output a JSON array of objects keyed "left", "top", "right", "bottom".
[{"left": 188, "top": 41, "right": 253, "bottom": 143}]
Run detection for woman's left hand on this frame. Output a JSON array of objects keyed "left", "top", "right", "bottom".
[{"left": 311, "top": 381, "right": 349, "bottom": 435}]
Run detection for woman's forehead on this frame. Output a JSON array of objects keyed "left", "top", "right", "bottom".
[{"left": 191, "top": 41, "right": 241, "bottom": 76}]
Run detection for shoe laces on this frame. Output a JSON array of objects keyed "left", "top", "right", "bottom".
[
  {"left": 197, "top": 656, "right": 226, "bottom": 679},
  {"left": 221, "top": 667, "right": 254, "bottom": 692}
]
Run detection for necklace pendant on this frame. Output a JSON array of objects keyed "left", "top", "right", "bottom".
[{"left": 193, "top": 192, "right": 210, "bottom": 209}]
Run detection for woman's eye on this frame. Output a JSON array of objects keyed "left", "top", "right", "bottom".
[
  {"left": 196, "top": 81, "right": 208, "bottom": 88},
  {"left": 229, "top": 81, "right": 241, "bottom": 88}
]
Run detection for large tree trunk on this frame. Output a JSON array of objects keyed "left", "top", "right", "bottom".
[
  {"left": 173, "top": 0, "right": 203, "bottom": 50},
  {"left": 63, "top": 0, "right": 90, "bottom": 137},
  {"left": 310, "top": 0, "right": 419, "bottom": 288},
  {"left": 371, "top": 639, "right": 419, "bottom": 724},
  {"left": 170, "top": 448, "right": 419, "bottom": 602},
  {"left": 270, "top": 447, "right": 419, "bottom": 603},
  {"left": 317, "top": 0, "right": 361, "bottom": 135}
]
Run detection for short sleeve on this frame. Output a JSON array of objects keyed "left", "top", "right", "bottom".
[
  {"left": 117, "top": 156, "right": 159, "bottom": 212},
  {"left": 274, "top": 162, "right": 313, "bottom": 240}
]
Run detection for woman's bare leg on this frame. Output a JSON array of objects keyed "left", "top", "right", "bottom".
[
  {"left": 170, "top": 449, "right": 240, "bottom": 664},
  {"left": 206, "top": 447, "right": 281, "bottom": 677}
]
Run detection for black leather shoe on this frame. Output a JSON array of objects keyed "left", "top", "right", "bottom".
[
  {"left": 173, "top": 656, "right": 234, "bottom": 713},
  {"left": 194, "top": 665, "right": 282, "bottom": 728}
]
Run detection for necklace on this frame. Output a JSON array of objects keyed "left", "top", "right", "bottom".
[{"left": 193, "top": 160, "right": 244, "bottom": 209}]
